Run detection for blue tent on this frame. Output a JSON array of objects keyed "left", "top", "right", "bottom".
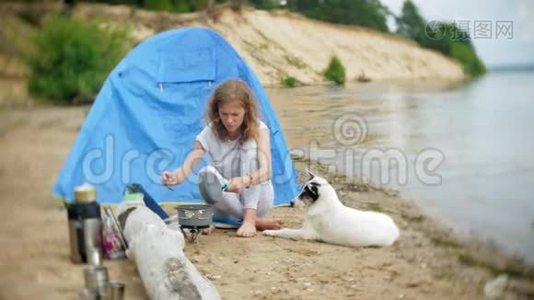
[{"left": 53, "top": 27, "right": 299, "bottom": 205}]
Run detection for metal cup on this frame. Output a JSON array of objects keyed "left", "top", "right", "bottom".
[
  {"left": 102, "top": 281, "right": 126, "bottom": 300},
  {"left": 84, "top": 265, "right": 109, "bottom": 296},
  {"left": 78, "top": 288, "right": 99, "bottom": 300}
]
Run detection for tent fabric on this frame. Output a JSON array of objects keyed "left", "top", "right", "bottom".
[{"left": 53, "top": 27, "right": 299, "bottom": 205}]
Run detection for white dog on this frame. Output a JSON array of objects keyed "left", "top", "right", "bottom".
[{"left": 263, "top": 171, "right": 399, "bottom": 247}]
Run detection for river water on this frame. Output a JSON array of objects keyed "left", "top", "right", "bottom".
[{"left": 266, "top": 71, "right": 534, "bottom": 263}]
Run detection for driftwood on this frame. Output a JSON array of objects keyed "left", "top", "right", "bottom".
[{"left": 119, "top": 206, "right": 220, "bottom": 300}]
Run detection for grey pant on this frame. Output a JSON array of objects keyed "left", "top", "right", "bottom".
[{"left": 199, "top": 166, "right": 274, "bottom": 218}]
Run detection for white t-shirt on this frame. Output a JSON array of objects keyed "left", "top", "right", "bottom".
[{"left": 196, "top": 120, "right": 269, "bottom": 179}]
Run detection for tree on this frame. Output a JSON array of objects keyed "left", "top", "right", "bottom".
[
  {"left": 145, "top": 0, "right": 174, "bottom": 11},
  {"left": 286, "top": 0, "right": 319, "bottom": 11},
  {"left": 248, "top": 0, "right": 281, "bottom": 9},
  {"left": 285, "top": 0, "right": 389, "bottom": 33},
  {"left": 396, "top": 0, "right": 425, "bottom": 42},
  {"left": 395, "top": 1, "right": 486, "bottom": 77}
]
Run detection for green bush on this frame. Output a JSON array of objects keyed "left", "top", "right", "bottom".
[
  {"left": 27, "top": 16, "right": 130, "bottom": 103},
  {"left": 324, "top": 56, "right": 346, "bottom": 85},
  {"left": 281, "top": 76, "right": 298, "bottom": 88}
]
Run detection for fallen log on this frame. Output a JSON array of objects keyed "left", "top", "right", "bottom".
[{"left": 118, "top": 205, "right": 220, "bottom": 300}]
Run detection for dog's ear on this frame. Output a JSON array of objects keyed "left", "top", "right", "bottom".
[{"left": 305, "top": 168, "right": 318, "bottom": 180}]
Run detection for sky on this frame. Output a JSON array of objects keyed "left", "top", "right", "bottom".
[{"left": 380, "top": 0, "right": 534, "bottom": 67}]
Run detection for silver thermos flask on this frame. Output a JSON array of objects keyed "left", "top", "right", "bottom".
[{"left": 67, "top": 185, "right": 102, "bottom": 264}]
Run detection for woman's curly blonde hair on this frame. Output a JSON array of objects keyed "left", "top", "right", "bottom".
[{"left": 206, "top": 79, "right": 260, "bottom": 144}]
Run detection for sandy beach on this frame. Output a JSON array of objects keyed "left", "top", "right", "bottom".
[
  {"left": 0, "top": 4, "right": 532, "bottom": 299},
  {"left": 1, "top": 105, "right": 533, "bottom": 299}
]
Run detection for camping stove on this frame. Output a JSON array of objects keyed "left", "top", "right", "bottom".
[
  {"left": 180, "top": 225, "right": 210, "bottom": 243},
  {"left": 176, "top": 205, "right": 214, "bottom": 243}
]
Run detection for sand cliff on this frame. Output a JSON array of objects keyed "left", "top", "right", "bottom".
[{"left": 76, "top": 4, "right": 465, "bottom": 86}]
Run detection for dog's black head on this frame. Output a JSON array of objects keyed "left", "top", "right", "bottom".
[
  {"left": 298, "top": 181, "right": 320, "bottom": 203},
  {"left": 290, "top": 169, "right": 325, "bottom": 207}
]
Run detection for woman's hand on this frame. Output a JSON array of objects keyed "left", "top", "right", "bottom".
[
  {"left": 161, "top": 171, "right": 183, "bottom": 186},
  {"left": 227, "top": 177, "right": 247, "bottom": 193},
  {"left": 161, "top": 142, "right": 205, "bottom": 188}
]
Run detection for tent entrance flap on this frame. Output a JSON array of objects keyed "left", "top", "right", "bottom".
[{"left": 158, "top": 48, "right": 215, "bottom": 84}]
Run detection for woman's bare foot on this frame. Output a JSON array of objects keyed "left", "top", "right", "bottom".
[
  {"left": 255, "top": 218, "right": 284, "bottom": 231},
  {"left": 237, "top": 221, "right": 256, "bottom": 237}
]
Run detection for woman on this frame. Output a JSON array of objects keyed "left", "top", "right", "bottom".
[{"left": 161, "top": 79, "right": 283, "bottom": 237}]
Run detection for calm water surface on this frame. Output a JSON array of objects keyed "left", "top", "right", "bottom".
[{"left": 267, "top": 72, "right": 534, "bottom": 263}]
